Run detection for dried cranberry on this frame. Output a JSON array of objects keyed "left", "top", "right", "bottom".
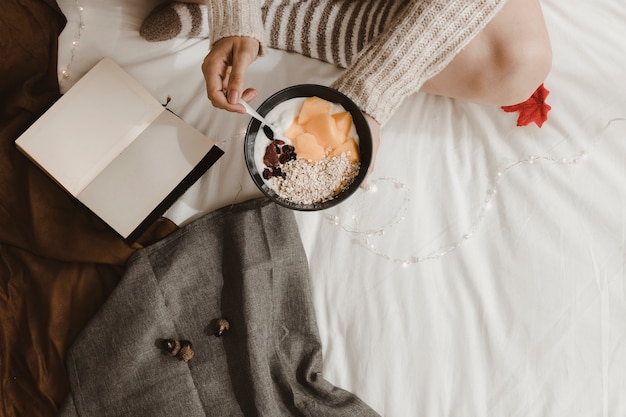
[
  {"left": 279, "top": 145, "right": 296, "bottom": 163},
  {"left": 263, "top": 143, "right": 280, "bottom": 168},
  {"left": 278, "top": 151, "right": 292, "bottom": 164}
]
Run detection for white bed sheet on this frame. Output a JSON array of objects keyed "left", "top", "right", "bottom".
[{"left": 57, "top": 0, "right": 626, "bottom": 415}]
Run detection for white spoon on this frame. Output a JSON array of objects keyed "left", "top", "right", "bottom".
[{"left": 239, "top": 99, "right": 286, "bottom": 140}]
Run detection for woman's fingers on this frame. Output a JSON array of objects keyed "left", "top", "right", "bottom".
[
  {"left": 225, "top": 42, "right": 257, "bottom": 105},
  {"left": 202, "top": 51, "right": 232, "bottom": 110},
  {"left": 202, "top": 36, "right": 260, "bottom": 114},
  {"left": 240, "top": 88, "right": 258, "bottom": 103}
]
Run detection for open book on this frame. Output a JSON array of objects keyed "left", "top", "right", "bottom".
[{"left": 16, "top": 57, "right": 223, "bottom": 243}]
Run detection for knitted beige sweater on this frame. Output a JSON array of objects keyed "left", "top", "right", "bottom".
[{"left": 206, "top": 0, "right": 506, "bottom": 125}]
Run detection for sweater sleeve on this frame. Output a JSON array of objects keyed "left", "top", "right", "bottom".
[
  {"left": 206, "top": 0, "right": 268, "bottom": 55},
  {"left": 331, "top": 0, "right": 507, "bottom": 125}
]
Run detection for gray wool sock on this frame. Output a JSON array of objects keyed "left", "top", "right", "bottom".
[{"left": 140, "top": 2, "right": 209, "bottom": 42}]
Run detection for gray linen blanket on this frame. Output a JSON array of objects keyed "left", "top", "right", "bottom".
[{"left": 58, "top": 197, "right": 379, "bottom": 417}]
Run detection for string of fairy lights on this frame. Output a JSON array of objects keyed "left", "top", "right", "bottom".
[
  {"left": 58, "top": 0, "right": 85, "bottom": 86},
  {"left": 324, "top": 118, "right": 625, "bottom": 266}
]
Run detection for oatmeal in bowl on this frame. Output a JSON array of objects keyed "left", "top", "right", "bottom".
[{"left": 244, "top": 84, "right": 373, "bottom": 211}]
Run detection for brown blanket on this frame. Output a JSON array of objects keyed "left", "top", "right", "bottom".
[{"left": 0, "top": 1, "right": 176, "bottom": 416}]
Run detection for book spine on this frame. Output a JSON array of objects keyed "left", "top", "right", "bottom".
[{"left": 123, "top": 145, "right": 225, "bottom": 244}]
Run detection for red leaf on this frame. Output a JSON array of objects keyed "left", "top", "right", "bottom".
[{"left": 501, "top": 83, "right": 551, "bottom": 127}]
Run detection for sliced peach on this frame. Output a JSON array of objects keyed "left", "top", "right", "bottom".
[
  {"left": 332, "top": 111, "right": 353, "bottom": 144},
  {"left": 297, "top": 96, "right": 332, "bottom": 125},
  {"left": 304, "top": 113, "right": 342, "bottom": 151},
  {"left": 330, "top": 138, "right": 360, "bottom": 162},
  {"left": 293, "top": 133, "right": 326, "bottom": 161}
]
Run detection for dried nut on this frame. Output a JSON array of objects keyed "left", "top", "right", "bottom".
[
  {"left": 177, "top": 340, "right": 194, "bottom": 362},
  {"left": 214, "top": 319, "right": 230, "bottom": 337},
  {"left": 162, "top": 338, "right": 181, "bottom": 356},
  {"left": 161, "top": 338, "right": 194, "bottom": 362}
]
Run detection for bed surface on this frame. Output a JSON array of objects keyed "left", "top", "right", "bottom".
[{"left": 2, "top": 0, "right": 625, "bottom": 415}]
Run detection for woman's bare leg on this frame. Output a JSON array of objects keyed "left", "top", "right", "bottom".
[{"left": 421, "top": 0, "right": 552, "bottom": 105}]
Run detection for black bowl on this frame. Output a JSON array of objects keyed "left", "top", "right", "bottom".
[{"left": 244, "top": 84, "right": 372, "bottom": 211}]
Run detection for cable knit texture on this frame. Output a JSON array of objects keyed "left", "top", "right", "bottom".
[
  {"left": 261, "top": 1, "right": 406, "bottom": 70},
  {"left": 207, "top": 0, "right": 268, "bottom": 55}
]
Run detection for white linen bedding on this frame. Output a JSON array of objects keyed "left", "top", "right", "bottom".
[{"left": 57, "top": 0, "right": 626, "bottom": 415}]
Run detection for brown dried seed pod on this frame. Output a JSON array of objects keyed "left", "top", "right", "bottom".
[
  {"left": 214, "top": 319, "right": 230, "bottom": 337},
  {"left": 177, "top": 340, "right": 194, "bottom": 362}
]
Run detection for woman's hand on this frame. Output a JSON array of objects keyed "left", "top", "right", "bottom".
[
  {"left": 202, "top": 36, "right": 260, "bottom": 113},
  {"left": 362, "top": 114, "right": 380, "bottom": 187}
]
